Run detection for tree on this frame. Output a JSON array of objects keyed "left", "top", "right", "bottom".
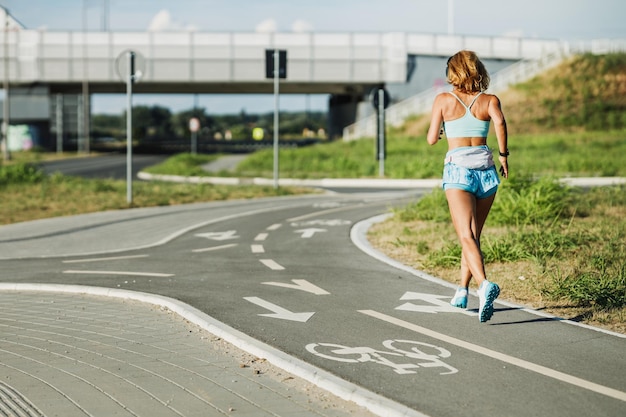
[{"left": 128, "top": 105, "right": 174, "bottom": 141}]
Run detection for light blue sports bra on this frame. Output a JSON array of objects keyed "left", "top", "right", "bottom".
[{"left": 443, "top": 92, "right": 490, "bottom": 138}]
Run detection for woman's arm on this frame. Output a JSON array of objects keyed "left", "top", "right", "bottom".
[
  {"left": 488, "top": 95, "right": 509, "bottom": 178},
  {"left": 426, "top": 94, "right": 445, "bottom": 145}
]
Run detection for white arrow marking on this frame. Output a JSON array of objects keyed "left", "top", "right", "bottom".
[
  {"left": 262, "top": 279, "right": 330, "bottom": 295},
  {"left": 195, "top": 230, "right": 239, "bottom": 241},
  {"left": 397, "top": 292, "right": 476, "bottom": 316},
  {"left": 244, "top": 297, "right": 315, "bottom": 322},
  {"left": 294, "top": 228, "right": 327, "bottom": 238}
]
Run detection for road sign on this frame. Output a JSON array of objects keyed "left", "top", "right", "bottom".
[
  {"left": 265, "top": 49, "right": 287, "bottom": 79},
  {"left": 189, "top": 117, "right": 200, "bottom": 132},
  {"left": 252, "top": 127, "right": 264, "bottom": 140},
  {"left": 371, "top": 87, "right": 390, "bottom": 109},
  {"left": 115, "top": 50, "right": 145, "bottom": 83}
]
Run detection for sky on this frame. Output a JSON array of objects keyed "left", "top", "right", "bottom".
[{"left": 3, "top": 0, "right": 626, "bottom": 115}]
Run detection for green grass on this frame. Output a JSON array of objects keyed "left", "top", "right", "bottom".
[
  {"left": 142, "top": 153, "right": 221, "bottom": 176},
  {"left": 388, "top": 178, "right": 626, "bottom": 320},
  {"left": 0, "top": 158, "right": 313, "bottom": 226},
  {"left": 211, "top": 130, "right": 626, "bottom": 180}
]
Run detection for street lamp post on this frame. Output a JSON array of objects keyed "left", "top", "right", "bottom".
[
  {"left": 2, "top": 7, "right": 11, "bottom": 161},
  {"left": 448, "top": 0, "right": 454, "bottom": 36},
  {"left": 81, "top": 0, "right": 91, "bottom": 154}
]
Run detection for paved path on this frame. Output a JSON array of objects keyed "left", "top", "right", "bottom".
[
  {"left": 0, "top": 287, "right": 377, "bottom": 417},
  {"left": 201, "top": 155, "right": 248, "bottom": 174}
]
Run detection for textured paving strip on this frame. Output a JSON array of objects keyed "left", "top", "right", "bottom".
[{"left": 0, "top": 291, "right": 376, "bottom": 417}]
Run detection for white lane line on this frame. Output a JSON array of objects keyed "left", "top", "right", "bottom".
[
  {"left": 192, "top": 243, "right": 238, "bottom": 253},
  {"left": 359, "top": 310, "right": 626, "bottom": 403},
  {"left": 251, "top": 244, "right": 265, "bottom": 254},
  {"left": 266, "top": 224, "right": 282, "bottom": 231},
  {"left": 63, "top": 270, "right": 174, "bottom": 277},
  {"left": 255, "top": 233, "right": 269, "bottom": 241},
  {"left": 259, "top": 259, "right": 285, "bottom": 271},
  {"left": 63, "top": 255, "right": 150, "bottom": 263}
]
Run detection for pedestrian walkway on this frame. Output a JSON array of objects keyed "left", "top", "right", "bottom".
[
  {"left": 201, "top": 154, "right": 249, "bottom": 174},
  {"left": 0, "top": 286, "right": 381, "bottom": 417}
]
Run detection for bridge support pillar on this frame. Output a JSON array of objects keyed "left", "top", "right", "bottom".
[{"left": 327, "top": 94, "right": 361, "bottom": 141}]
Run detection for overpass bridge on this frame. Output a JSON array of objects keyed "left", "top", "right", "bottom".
[
  {"left": 1, "top": 21, "right": 569, "bottom": 148},
  {"left": 2, "top": 29, "right": 563, "bottom": 92}
]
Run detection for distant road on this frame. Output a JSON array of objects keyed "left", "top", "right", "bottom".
[{"left": 38, "top": 154, "right": 169, "bottom": 180}]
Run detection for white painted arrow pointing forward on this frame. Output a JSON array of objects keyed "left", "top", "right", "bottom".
[
  {"left": 262, "top": 279, "right": 330, "bottom": 295},
  {"left": 195, "top": 230, "right": 239, "bottom": 241},
  {"left": 243, "top": 297, "right": 315, "bottom": 322},
  {"left": 397, "top": 291, "right": 476, "bottom": 316},
  {"left": 294, "top": 228, "right": 327, "bottom": 238}
]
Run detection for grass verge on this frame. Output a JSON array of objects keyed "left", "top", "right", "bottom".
[
  {"left": 0, "top": 157, "right": 314, "bottom": 226},
  {"left": 368, "top": 177, "right": 626, "bottom": 334}
]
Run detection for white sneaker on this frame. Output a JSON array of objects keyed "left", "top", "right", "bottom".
[
  {"left": 477, "top": 280, "right": 500, "bottom": 322},
  {"left": 450, "top": 287, "right": 468, "bottom": 309}
]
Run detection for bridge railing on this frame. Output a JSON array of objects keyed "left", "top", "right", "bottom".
[
  {"left": 0, "top": 30, "right": 409, "bottom": 85},
  {"left": 343, "top": 38, "right": 626, "bottom": 141}
]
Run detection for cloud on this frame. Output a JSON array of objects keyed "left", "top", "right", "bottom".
[
  {"left": 148, "top": 10, "right": 171, "bottom": 31},
  {"left": 291, "top": 19, "right": 313, "bottom": 32},
  {"left": 147, "top": 9, "right": 196, "bottom": 32},
  {"left": 256, "top": 18, "right": 277, "bottom": 33}
]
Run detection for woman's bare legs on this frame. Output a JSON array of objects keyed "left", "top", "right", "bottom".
[
  {"left": 446, "top": 188, "right": 500, "bottom": 321},
  {"left": 446, "top": 189, "right": 496, "bottom": 288}
]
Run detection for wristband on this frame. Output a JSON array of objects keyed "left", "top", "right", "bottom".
[{"left": 499, "top": 150, "right": 509, "bottom": 157}]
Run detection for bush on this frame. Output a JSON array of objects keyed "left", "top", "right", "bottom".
[
  {"left": 393, "top": 188, "right": 449, "bottom": 223},
  {"left": 0, "top": 163, "right": 46, "bottom": 186},
  {"left": 143, "top": 153, "right": 219, "bottom": 176},
  {"left": 543, "top": 262, "right": 626, "bottom": 310},
  {"left": 489, "top": 174, "right": 575, "bottom": 226}
]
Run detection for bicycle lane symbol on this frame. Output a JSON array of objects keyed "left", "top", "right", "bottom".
[{"left": 306, "top": 339, "right": 458, "bottom": 375}]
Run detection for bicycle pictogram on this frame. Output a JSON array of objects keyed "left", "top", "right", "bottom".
[{"left": 306, "top": 339, "right": 458, "bottom": 375}]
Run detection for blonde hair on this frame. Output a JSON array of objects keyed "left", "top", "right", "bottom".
[{"left": 446, "top": 50, "right": 490, "bottom": 93}]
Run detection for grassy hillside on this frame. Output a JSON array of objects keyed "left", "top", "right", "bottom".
[
  {"left": 403, "top": 52, "right": 626, "bottom": 136},
  {"left": 499, "top": 53, "right": 626, "bottom": 133}
]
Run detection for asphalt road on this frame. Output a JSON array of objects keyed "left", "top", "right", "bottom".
[
  {"left": 1, "top": 190, "right": 624, "bottom": 416},
  {"left": 38, "top": 153, "right": 169, "bottom": 180}
]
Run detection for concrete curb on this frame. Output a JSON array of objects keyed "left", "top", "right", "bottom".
[
  {"left": 138, "top": 171, "right": 442, "bottom": 189},
  {"left": 138, "top": 171, "right": 626, "bottom": 189}
]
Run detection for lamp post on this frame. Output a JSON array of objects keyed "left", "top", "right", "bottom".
[
  {"left": 448, "top": 0, "right": 454, "bottom": 36},
  {"left": 81, "top": 0, "right": 90, "bottom": 154},
  {"left": 2, "top": 7, "right": 11, "bottom": 161}
]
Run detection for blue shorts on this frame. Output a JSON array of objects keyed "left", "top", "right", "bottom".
[{"left": 442, "top": 163, "right": 500, "bottom": 199}]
